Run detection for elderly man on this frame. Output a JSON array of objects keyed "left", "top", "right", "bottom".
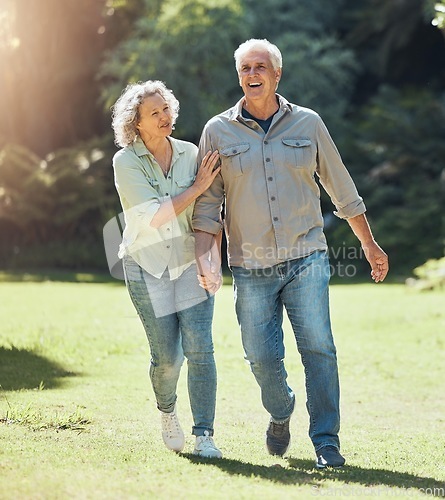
[{"left": 193, "top": 39, "right": 388, "bottom": 468}]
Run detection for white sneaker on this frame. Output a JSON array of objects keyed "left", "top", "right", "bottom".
[
  {"left": 160, "top": 405, "right": 185, "bottom": 452},
  {"left": 193, "top": 430, "right": 222, "bottom": 458}
]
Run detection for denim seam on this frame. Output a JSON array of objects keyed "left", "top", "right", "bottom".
[
  {"left": 125, "top": 264, "right": 178, "bottom": 412},
  {"left": 192, "top": 426, "right": 214, "bottom": 437},
  {"left": 273, "top": 299, "right": 294, "bottom": 417}
]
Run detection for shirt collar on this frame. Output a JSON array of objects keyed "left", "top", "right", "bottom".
[
  {"left": 131, "top": 136, "right": 185, "bottom": 162},
  {"left": 229, "top": 93, "right": 292, "bottom": 122}
]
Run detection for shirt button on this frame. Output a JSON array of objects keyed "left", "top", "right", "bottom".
[
  {"left": 266, "top": 158, "right": 271, "bottom": 162},
  {"left": 166, "top": 245, "right": 170, "bottom": 249},
  {"left": 268, "top": 176, "right": 273, "bottom": 181},
  {"left": 273, "top": 217, "right": 278, "bottom": 221},
  {"left": 264, "top": 140, "right": 268, "bottom": 145},
  {"left": 271, "top": 196, "right": 276, "bottom": 201},
  {"left": 167, "top": 175, "right": 171, "bottom": 179},
  {"left": 232, "top": 149, "right": 237, "bottom": 154},
  {"left": 165, "top": 193, "right": 169, "bottom": 195}
]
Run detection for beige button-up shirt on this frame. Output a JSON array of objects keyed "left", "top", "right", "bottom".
[
  {"left": 114, "top": 136, "right": 198, "bottom": 279},
  {"left": 193, "top": 94, "right": 366, "bottom": 269}
]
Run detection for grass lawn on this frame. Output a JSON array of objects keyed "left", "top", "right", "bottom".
[{"left": 0, "top": 276, "right": 444, "bottom": 499}]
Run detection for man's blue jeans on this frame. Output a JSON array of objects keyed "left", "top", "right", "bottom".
[
  {"left": 123, "top": 256, "right": 217, "bottom": 437},
  {"left": 232, "top": 250, "right": 340, "bottom": 451}
]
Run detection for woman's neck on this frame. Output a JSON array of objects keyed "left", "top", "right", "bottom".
[{"left": 141, "top": 135, "right": 172, "bottom": 174}]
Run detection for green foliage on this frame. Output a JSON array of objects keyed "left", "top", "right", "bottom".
[
  {"left": 406, "top": 256, "right": 445, "bottom": 290},
  {"left": 424, "top": 0, "right": 445, "bottom": 28},
  {"left": 99, "top": 0, "right": 358, "bottom": 138},
  {"left": 343, "top": 86, "right": 445, "bottom": 272},
  {"left": 278, "top": 32, "right": 357, "bottom": 132},
  {"left": 0, "top": 137, "right": 120, "bottom": 269},
  {"left": 0, "top": 0, "right": 444, "bottom": 275},
  {"left": 244, "top": 0, "right": 357, "bottom": 130},
  {"left": 341, "top": 0, "right": 445, "bottom": 93},
  {"left": 100, "top": 0, "right": 247, "bottom": 141}
]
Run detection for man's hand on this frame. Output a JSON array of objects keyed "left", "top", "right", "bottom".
[
  {"left": 195, "top": 230, "right": 223, "bottom": 294},
  {"left": 347, "top": 214, "right": 389, "bottom": 283},
  {"left": 362, "top": 241, "right": 389, "bottom": 283},
  {"left": 197, "top": 258, "right": 222, "bottom": 294}
]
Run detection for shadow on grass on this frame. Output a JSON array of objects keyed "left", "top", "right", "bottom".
[
  {"left": 182, "top": 455, "right": 444, "bottom": 493},
  {"left": 0, "top": 346, "right": 77, "bottom": 391}
]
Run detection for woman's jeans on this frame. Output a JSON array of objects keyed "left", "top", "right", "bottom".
[
  {"left": 123, "top": 256, "right": 217, "bottom": 437},
  {"left": 232, "top": 250, "right": 340, "bottom": 451}
]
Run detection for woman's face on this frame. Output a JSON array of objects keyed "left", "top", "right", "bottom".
[{"left": 136, "top": 93, "right": 173, "bottom": 141}]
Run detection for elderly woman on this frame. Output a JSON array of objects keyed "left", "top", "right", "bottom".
[{"left": 112, "top": 80, "right": 222, "bottom": 458}]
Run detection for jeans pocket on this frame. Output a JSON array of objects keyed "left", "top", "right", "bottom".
[{"left": 123, "top": 255, "right": 143, "bottom": 282}]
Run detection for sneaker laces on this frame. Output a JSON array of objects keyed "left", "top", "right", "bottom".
[
  {"left": 269, "top": 420, "right": 287, "bottom": 436},
  {"left": 161, "top": 410, "right": 182, "bottom": 438},
  {"left": 196, "top": 430, "right": 217, "bottom": 450}
]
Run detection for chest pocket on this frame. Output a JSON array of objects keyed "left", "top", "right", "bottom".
[
  {"left": 282, "top": 138, "right": 313, "bottom": 169},
  {"left": 220, "top": 143, "right": 251, "bottom": 177},
  {"left": 147, "top": 177, "right": 161, "bottom": 195}
]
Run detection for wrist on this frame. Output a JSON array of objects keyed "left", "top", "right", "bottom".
[
  {"left": 189, "top": 183, "right": 201, "bottom": 198},
  {"left": 361, "top": 238, "right": 376, "bottom": 246}
]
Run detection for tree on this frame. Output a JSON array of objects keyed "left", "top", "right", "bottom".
[
  {"left": 0, "top": 0, "right": 113, "bottom": 156},
  {"left": 100, "top": 0, "right": 248, "bottom": 143},
  {"left": 340, "top": 87, "right": 445, "bottom": 272},
  {"left": 340, "top": 0, "right": 445, "bottom": 102},
  {"left": 241, "top": 0, "right": 357, "bottom": 133},
  {"left": 0, "top": 137, "right": 119, "bottom": 269}
]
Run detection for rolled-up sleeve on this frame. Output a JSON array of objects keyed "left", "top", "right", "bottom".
[
  {"left": 113, "top": 150, "right": 162, "bottom": 258},
  {"left": 192, "top": 125, "right": 224, "bottom": 235},
  {"left": 113, "top": 150, "right": 161, "bottom": 226},
  {"left": 315, "top": 118, "right": 366, "bottom": 219}
]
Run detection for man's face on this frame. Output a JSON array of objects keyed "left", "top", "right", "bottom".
[{"left": 238, "top": 48, "right": 281, "bottom": 102}]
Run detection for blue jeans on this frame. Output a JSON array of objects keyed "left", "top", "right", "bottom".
[
  {"left": 123, "top": 256, "right": 217, "bottom": 437},
  {"left": 232, "top": 250, "right": 340, "bottom": 451}
]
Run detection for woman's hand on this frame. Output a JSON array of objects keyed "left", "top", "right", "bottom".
[
  {"left": 193, "top": 151, "right": 221, "bottom": 194},
  {"left": 149, "top": 151, "right": 220, "bottom": 228}
]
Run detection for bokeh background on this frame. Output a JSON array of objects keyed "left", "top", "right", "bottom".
[{"left": 0, "top": 0, "right": 444, "bottom": 279}]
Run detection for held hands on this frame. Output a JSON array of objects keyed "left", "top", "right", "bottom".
[
  {"left": 362, "top": 241, "right": 389, "bottom": 283},
  {"left": 197, "top": 259, "right": 222, "bottom": 295},
  {"left": 197, "top": 238, "right": 222, "bottom": 295},
  {"left": 193, "top": 151, "right": 221, "bottom": 194}
]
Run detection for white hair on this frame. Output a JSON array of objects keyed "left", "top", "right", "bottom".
[
  {"left": 111, "top": 80, "right": 180, "bottom": 148},
  {"left": 234, "top": 39, "right": 282, "bottom": 72}
]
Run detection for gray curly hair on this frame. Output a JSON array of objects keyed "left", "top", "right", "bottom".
[
  {"left": 234, "top": 39, "right": 282, "bottom": 72},
  {"left": 111, "top": 80, "right": 180, "bottom": 148}
]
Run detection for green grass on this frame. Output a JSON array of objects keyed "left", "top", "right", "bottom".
[{"left": 0, "top": 277, "right": 444, "bottom": 499}]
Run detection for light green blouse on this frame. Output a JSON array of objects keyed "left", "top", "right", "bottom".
[{"left": 113, "top": 136, "right": 198, "bottom": 279}]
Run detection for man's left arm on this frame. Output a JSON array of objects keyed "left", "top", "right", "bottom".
[
  {"left": 346, "top": 213, "right": 389, "bottom": 283},
  {"left": 315, "top": 117, "right": 388, "bottom": 282}
]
